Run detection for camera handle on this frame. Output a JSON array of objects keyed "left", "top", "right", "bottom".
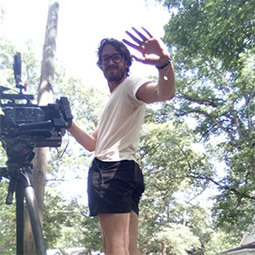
[{"left": 2, "top": 151, "right": 46, "bottom": 255}]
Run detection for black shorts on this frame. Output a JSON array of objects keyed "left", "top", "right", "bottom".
[{"left": 87, "top": 158, "right": 145, "bottom": 216}]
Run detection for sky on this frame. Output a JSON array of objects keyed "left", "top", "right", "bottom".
[
  {"left": 0, "top": 0, "right": 171, "bottom": 203},
  {"left": 1, "top": 0, "right": 170, "bottom": 86}
]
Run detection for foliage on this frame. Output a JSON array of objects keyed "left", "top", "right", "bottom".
[
  {"left": 2, "top": 0, "right": 255, "bottom": 253},
  {"left": 137, "top": 120, "right": 234, "bottom": 254},
  {"left": 156, "top": 0, "right": 255, "bottom": 243},
  {"left": 0, "top": 183, "right": 16, "bottom": 255},
  {"left": 154, "top": 223, "right": 201, "bottom": 255},
  {"left": 203, "top": 230, "right": 237, "bottom": 255},
  {"left": 0, "top": 3, "right": 5, "bottom": 24},
  {"left": 43, "top": 186, "right": 102, "bottom": 253},
  {"left": 160, "top": 0, "right": 255, "bottom": 71}
]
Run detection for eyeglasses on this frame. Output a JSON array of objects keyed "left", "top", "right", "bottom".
[{"left": 101, "top": 54, "right": 123, "bottom": 65}]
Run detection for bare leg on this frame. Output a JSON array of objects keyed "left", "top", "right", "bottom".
[
  {"left": 129, "top": 210, "right": 139, "bottom": 255},
  {"left": 98, "top": 213, "right": 131, "bottom": 255}
]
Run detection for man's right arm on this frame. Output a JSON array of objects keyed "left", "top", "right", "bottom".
[{"left": 68, "top": 122, "right": 98, "bottom": 152}]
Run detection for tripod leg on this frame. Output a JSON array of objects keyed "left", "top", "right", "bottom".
[
  {"left": 24, "top": 185, "right": 46, "bottom": 255},
  {"left": 16, "top": 180, "right": 24, "bottom": 255}
]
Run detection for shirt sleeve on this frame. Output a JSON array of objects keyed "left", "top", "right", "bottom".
[{"left": 128, "top": 76, "right": 151, "bottom": 105}]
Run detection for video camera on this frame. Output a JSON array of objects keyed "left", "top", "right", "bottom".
[
  {"left": 0, "top": 54, "right": 74, "bottom": 255},
  {"left": 0, "top": 52, "right": 72, "bottom": 158}
]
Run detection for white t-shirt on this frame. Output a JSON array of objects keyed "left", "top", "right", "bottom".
[{"left": 94, "top": 76, "right": 150, "bottom": 161}]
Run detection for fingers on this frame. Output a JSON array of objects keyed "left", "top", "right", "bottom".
[
  {"left": 122, "top": 27, "right": 156, "bottom": 63},
  {"left": 122, "top": 38, "right": 140, "bottom": 51},
  {"left": 141, "top": 27, "right": 153, "bottom": 38},
  {"left": 124, "top": 27, "right": 153, "bottom": 47},
  {"left": 132, "top": 27, "right": 148, "bottom": 42},
  {"left": 128, "top": 29, "right": 143, "bottom": 44}
]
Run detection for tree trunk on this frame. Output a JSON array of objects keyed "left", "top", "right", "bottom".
[
  {"left": 161, "top": 239, "right": 167, "bottom": 255},
  {"left": 24, "top": 1, "right": 59, "bottom": 254}
]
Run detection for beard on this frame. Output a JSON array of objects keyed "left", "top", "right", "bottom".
[{"left": 103, "top": 65, "right": 126, "bottom": 83}]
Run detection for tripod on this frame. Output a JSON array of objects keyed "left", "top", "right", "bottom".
[{"left": 0, "top": 138, "right": 46, "bottom": 255}]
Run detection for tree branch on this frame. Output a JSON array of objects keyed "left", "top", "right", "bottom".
[{"left": 188, "top": 174, "right": 255, "bottom": 200}]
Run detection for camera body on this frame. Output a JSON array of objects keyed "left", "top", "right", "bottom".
[
  {"left": 0, "top": 92, "right": 72, "bottom": 148},
  {"left": 0, "top": 52, "right": 72, "bottom": 152}
]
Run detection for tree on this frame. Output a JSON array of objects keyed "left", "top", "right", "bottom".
[
  {"left": 137, "top": 119, "right": 224, "bottom": 254},
  {"left": 156, "top": 0, "right": 255, "bottom": 240},
  {"left": 160, "top": 0, "right": 255, "bottom": 71},
  {"left": 24, "top": 0, "right": 60, "bottom": 254}
]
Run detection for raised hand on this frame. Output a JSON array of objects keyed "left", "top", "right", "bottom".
[{"left": 123, "top": 27, "right": 170, "bottom": 66}]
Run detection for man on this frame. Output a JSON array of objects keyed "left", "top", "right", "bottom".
[{"left": 68, "top": 27, "right": 175, "bottom": 255}]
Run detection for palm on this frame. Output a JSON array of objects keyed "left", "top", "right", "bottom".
[{"left": 123, "top": 27, "right": 166, "bottom": 65}]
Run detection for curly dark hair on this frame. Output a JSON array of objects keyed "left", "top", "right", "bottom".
[{"left": 97, "top": 38, "right": 133, "bottom": 75}]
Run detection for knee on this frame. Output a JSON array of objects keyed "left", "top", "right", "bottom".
[
  {"left": 103, "top": 237, "right": 129, "bottom": 255},
  {"left": 104, "top": 245, "right": 129, "bottom": 255}
]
